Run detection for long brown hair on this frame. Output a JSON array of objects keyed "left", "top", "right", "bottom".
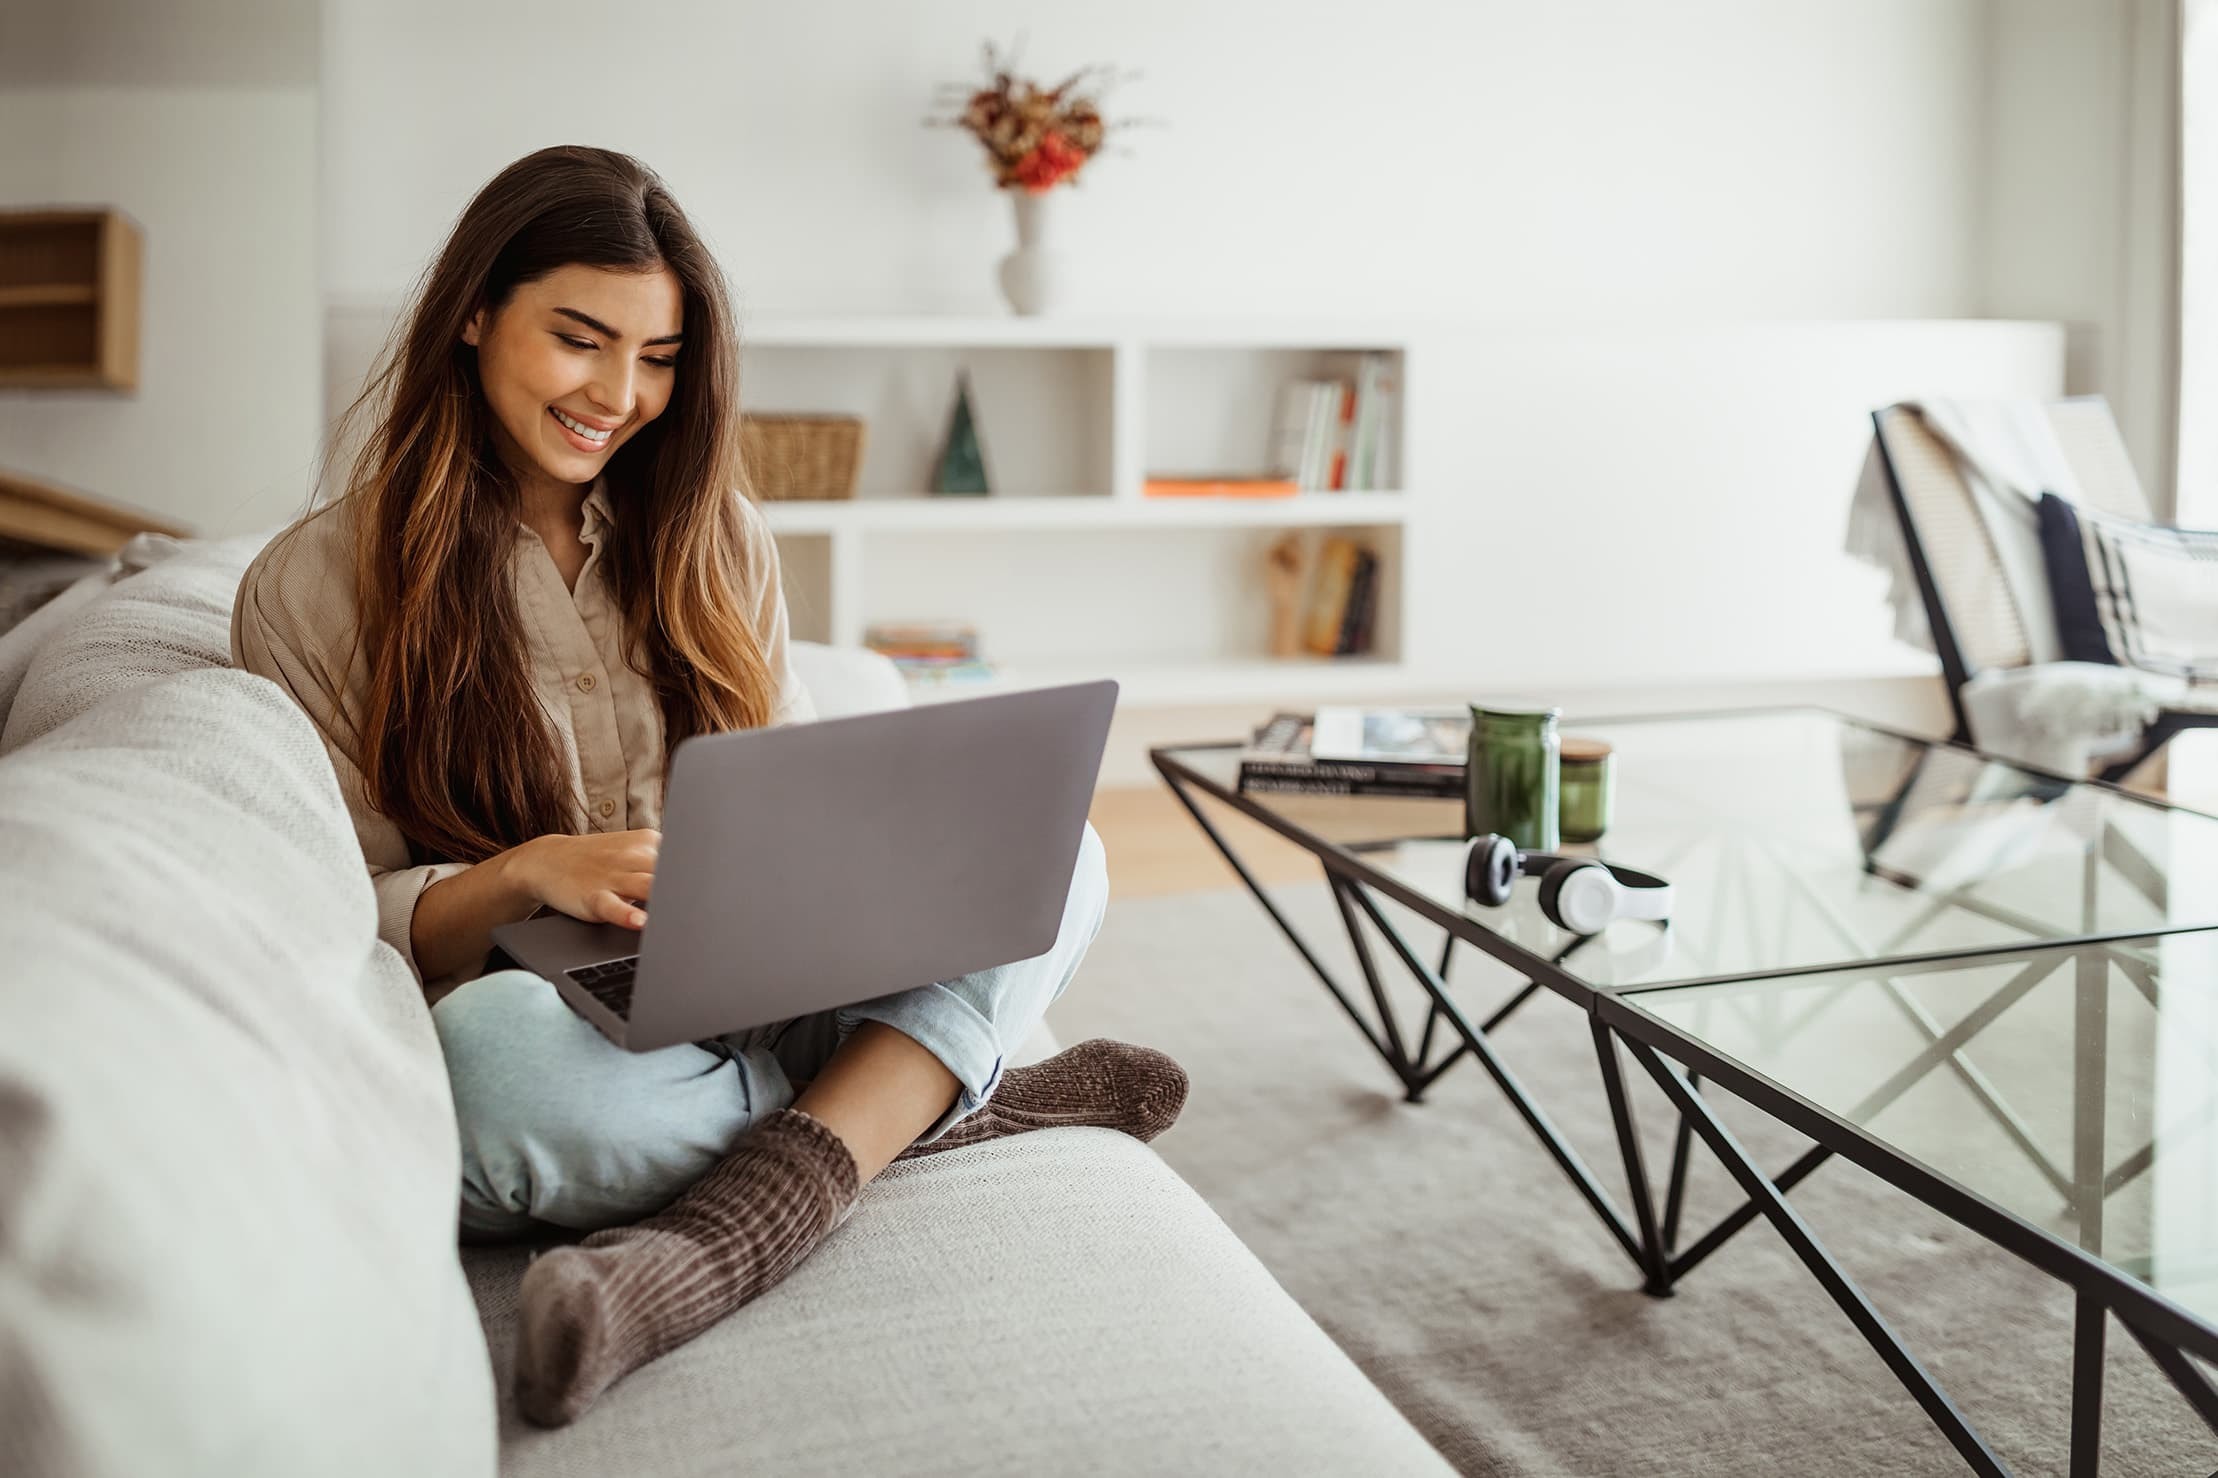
[{"left": 332, "top": 145, "right": 775, "bottom": 865}]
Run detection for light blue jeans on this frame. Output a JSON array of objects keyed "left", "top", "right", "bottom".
[{"left": 432, "top": 824, "right": 1108, "bottom": 1240}]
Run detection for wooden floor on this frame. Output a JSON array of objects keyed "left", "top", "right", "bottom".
[{"left": 1087, "top": 785, "right": 1320, "bottom": 900}]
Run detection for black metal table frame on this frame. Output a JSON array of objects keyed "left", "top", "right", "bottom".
[{"left": 1151, "top": 724, "right": 2218, "bottom": 1478}]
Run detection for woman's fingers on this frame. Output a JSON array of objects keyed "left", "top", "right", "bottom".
[
  {"left": 618, "top": 870, "right": 654, "bottom": 900},
  {"left": 594, "top": 890, "right": 647, "bottom": 930}
]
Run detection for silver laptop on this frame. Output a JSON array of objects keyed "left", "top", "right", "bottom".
[{"left": 490, "top": 679, "right": 1118, "bottom": 1052}]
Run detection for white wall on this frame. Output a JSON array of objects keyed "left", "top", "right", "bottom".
[
  {"left": 0, "top": 1, "right": 322, "bottom": 537},
  {"left": 317, "top": 0, "right": 2153, "bottom": 790},
  {"left": 323, "top": 0, "right": 1993, "bottom": 321},
  {"left": 1978, "top": 0, "right": 2180, "bottom": 514},
  {"left": 1404, "top": 319, "right": 2064, "bottom": 689}
]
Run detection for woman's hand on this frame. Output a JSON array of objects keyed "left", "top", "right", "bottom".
[{"left": 513, "top": 829, "right": 661, "bottom": 929}]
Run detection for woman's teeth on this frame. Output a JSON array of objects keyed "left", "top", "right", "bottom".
[{"left": 552, "top": 408, "right": 613, "bottom": 443}]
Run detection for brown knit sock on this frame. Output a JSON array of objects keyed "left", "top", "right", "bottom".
[
  {"left": 895, "top": 1038, "right": 1188, "bottom": 1162},
  {"left": 513, "top": 1108, "right": 859, "bottom": 1427}
]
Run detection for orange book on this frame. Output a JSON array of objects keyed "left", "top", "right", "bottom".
[{"left": 1143, "top": 477, "right": 1300, "bottom": 498}]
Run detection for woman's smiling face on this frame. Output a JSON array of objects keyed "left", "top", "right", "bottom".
[{"left": 463, "top": 263, "right": 684, "bottom": 490}]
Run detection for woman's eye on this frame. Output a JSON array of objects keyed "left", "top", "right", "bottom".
[
  {"left": 645, "top": 356, "right": 677, "bottom": 369},
  {"left": 557, "top": 334, "right": 595, "bottom": 350}
]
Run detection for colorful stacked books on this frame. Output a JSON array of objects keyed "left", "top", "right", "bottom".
[
  {"left": 864, "top": 621, "right": 999, "bottom": 685},
  {"left": 1236, "top": 708, "right": 1468, "bottom": 798},
  {"left": 1267, "top": 354, "right": 1397, "bottom": 492}
]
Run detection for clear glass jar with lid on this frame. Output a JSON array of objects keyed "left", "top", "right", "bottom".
[{"left": 1558, "top": 736, "right": 1615, "bottom": 843}]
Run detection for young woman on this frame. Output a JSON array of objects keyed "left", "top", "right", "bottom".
[{"left": 231, "top": 145, "right": 1186, "bottom": 1427}]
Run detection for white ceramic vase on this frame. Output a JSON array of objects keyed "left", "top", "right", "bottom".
[{"left": 996, "top": 189, "right": 1069, "bottom": 316}]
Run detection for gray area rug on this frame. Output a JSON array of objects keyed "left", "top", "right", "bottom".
[{"left": 1047, "top": 881, "right": 2218, "bottom": 1477}]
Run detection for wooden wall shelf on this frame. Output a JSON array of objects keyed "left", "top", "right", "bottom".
[{"left": 0, "top": 209, "right": 142, "bottom": 390}]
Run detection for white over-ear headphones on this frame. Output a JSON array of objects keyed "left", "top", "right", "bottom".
[{"left": 1462, "top": 833, "right": 1674, "bottom": 936}]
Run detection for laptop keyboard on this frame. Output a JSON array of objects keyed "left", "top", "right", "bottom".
[{"left": 566, "top": 957, "right": 639, "bottom": 1019}]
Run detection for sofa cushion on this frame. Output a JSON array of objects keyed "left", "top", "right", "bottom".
[
  {"left": 787, "top": 641, "right": 908, "bottom": 718},
  {"left": 0, "top": 531, "right": 273, "bottom": 755},
  {"left": 0, "top": 567, "right": 113, "bottom": 730},
  {"left": 463, "top": 1129, "right": 1453, "bottom": 1477},
  {"left": 0, "top": 668, "right": 495, "bottom": 1477}
]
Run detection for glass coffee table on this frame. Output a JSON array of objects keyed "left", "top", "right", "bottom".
[{"left": 1151, "top": 708, "right": 2218, "bottom": 1477}]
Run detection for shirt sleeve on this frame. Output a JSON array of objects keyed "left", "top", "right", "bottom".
[
  {"left": 230, "top": 535, "right": 471, "bottom": 984},
  {"left": 737, "top": 492, "right": 817, "bottom": 726}
]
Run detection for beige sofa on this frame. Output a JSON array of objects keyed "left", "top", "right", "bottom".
[{"left": 0, "top": 531, "right": 1454, "bottom": 1476}]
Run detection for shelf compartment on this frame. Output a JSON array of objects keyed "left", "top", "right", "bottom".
[
  {"left": 0, "top": 285, "right": 98, "bottom": 309},
  {"left": 0, "top": 306, "right": 98, "bottom": 377},
  {"left": 0, "top": 210, "right": 141, "bottom": 390},
  {"left": 1144, "top": 344, "right": 1406, "bottom": 495},
  {"left": 743, "top": 344, "right": 1112, "bottom": 500},
  {"left": 852, "top": 524, "right": 1403, "bottom": 678}
]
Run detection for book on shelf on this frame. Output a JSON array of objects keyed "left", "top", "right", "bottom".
[
  {"left": 1269, "top": 380, "right": 1342, "bottom": 491},
  {"left": 898, "top": 657, "right": 1000, "bottom": 686},
  {"left": 1142, "top": 476, "right": 1300, "bottom": 498},
  {"left": 1348, "top": 555, "right": 1381, "bottom": 654},
  {"left": 1236, "top": 711, "right": 1465, "bottom": 798},
  {"left": 865, "top": 620, "right": 977, "bottom": 661},
  {"left": 1346, "top": 353, "right": 1397, "bottom": 492},
  {"left": 1327, "top": 379, "right": 1356, "bottom": 491},
  {"left": 1334, "top": 545, "right": 1376, "bottom": 656},
  {"left": 1264, "top": 355, "right": 1398, "bottom": 494},
  {"left": 1300, "top": 536, "right": 1381, "bottom": 657}
]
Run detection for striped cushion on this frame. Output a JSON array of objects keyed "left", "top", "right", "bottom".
[{"left": 2038, "top": 493, "right": 2218, "bottom": 682}]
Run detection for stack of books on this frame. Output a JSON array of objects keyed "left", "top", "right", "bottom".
[
  {"left": 864, "top": 621, "right": 998, "bottom": 686},
  {"left": 1268, "top": 354, "right": 1397, "bottom": 492},
  {"left": 1301, "top": 536, "right": 1382, "bottom": 657},
  {"left": 1237, "top": 707, "right": 1469, "bottom": 798}
]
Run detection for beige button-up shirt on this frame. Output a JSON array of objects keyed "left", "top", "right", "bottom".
[{"left": 231, "top": 480, "right": 813, "bottom": 991}]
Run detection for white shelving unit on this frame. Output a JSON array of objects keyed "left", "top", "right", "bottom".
[{"left": 739, "top": 316, "right": 1418, "bottom": 707}]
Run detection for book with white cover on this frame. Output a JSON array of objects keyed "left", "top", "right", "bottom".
[
  {"left": 1267, "top": 381, "right": 1315, "bottom": 481},
  {"left": 1309, "top": 705, "right": 1470, "bottom": 767}
]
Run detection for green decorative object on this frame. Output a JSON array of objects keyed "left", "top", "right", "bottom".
[
  {"left": 1464, "top": 704, "right": 1561, "bottom": 851},
  {"left": 932, "top": 373, "right": 991, "bottom": 495}
]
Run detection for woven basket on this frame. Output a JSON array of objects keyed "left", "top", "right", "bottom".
[{"left": 741, "top": 414, "right": 865, "bottom": 501}]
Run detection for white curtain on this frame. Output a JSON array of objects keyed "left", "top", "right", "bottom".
[{"left": 2182, "top": 0, "right": 2218, "bottom": 524}]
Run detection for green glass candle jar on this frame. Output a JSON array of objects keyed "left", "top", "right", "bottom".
[
  {"left": 1464, "top": 704, "right": 1561, "bottom": 851},
  {"left": 1558, "top": 737, "right": 1615, "bottom": 844}
]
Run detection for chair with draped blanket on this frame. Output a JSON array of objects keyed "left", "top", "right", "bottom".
[{"left": 1865, "top": 397, "right": 2218, "bottom": 784}]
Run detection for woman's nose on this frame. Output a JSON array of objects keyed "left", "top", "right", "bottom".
[{"left": 588, "top": 362, "right": 635, "bottom": 419}]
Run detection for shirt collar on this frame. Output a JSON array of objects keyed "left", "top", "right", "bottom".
[
  {"left": 509, "top": 477, "right": 616, "bottom": 552},
  {"left": 581, "top": 476, "right": 615, "bottom": 538}
]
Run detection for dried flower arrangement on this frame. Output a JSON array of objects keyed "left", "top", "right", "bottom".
[{"left": 932, "top": 40, "right": 1136, "bottom": 193}]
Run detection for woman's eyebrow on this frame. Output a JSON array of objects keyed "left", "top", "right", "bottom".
[{"left": 553, "top": 306, "right": 684, "bottom": 346}]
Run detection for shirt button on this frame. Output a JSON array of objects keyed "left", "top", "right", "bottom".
[
  {"left": 577, "top": 672, "right": 597, "bottom": 693},
  {"left": 598, "top": 799, "right": 616, "bottom": 819}
]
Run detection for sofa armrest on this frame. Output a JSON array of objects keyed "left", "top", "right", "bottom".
[{"left": 789, "top": 640, "right": 907, "bottom": 719}]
